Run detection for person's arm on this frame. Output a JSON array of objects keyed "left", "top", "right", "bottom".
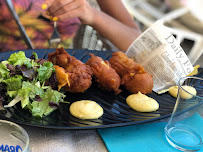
[
  {"left": 90, "top": 8, "right": 140, "bottom": 51},
  {"left": 43, "top": 0, "right": 141, "bottom": 51},
  {"left": 96, "top": 0, "right": 139, "bottom": 29}
]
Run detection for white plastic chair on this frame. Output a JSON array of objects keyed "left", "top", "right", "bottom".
[{"left": 122, "top": 0, "right": 203, "bottom": 65}]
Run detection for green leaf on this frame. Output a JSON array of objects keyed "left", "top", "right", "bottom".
[
  {"left": 44, "top": 106, "right": 56, "bottom": 116},
  {"left": 4, "top": 95, "right": 23, "bottom": 108},
  {"left": 31, "top": 89, "right": 65, "bottom": 117},
  {"left": 37, "top": 62, "right": 54, "bottom": 83},
  {"left": 31, "top": 59, "right": 39, "bottom": 67},
  {"left": 3, "top": 75, "right": 23, "bottom": 91},
  {"left": 18, "top": 86, "right": 32, "bottom": 108},
  {"left": 0, "top": 63, "right": 9, "bottom": 78},
  {"left": 32, "top": 52, "right": 38, "bottom": 60},
  {"left": 7, "top": 91, "right": 18, "bottom": 98},
  {"left": 23, "top": 60, "right": 32, "bottom": 69},
  {"left": 21, "top": 81, "right": 44, "bottom": 100},
  {"left": 8, "top": 51, "right": 30, "bottom": 66},
  {"left": 45, "top": 88, "right": 66, "bottom": 104}
]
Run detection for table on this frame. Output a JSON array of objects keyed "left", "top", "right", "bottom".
[
  {"left": 23, "top": 104, "right": 203, "bottom": 152},
  {"left": 23, "top": 125, "right": 107, "bottom": 152}
]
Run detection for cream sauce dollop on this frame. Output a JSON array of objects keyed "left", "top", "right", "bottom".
[
  {"left": 126, "top": 91, "right": 159, "bottom": 112},
  {"left": 169, "top": 85, "right": 197, "bottom": 99},
  {"left": 69, "top": 100, "right": 103, "bottom": 119}
]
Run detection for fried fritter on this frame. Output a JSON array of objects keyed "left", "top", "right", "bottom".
[
  {"left": 86, "top": 53, "right": 121, "bottom": 94},
  {"left": 48, "top": 47, "right": 93, "bottom": 93},
  {"left": 109, "top": 51, "right": 153, "bottom": 94},
  {"left": 109, "top": 51, "right": 145, "bottom": 76},
  {"left": 122, "top": 72, "right": 153, "bottom": 94},
  {"left": 48, "top": 48, "right": 69, "bottom": 68}
]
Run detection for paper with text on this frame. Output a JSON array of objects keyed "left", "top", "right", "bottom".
[{"left": 126, "top": 21, "right": 194, "bottom": 92}]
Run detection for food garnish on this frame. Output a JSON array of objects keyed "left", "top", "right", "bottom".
[
  {"left": 187, "top": 65, "right": 200, "bottom": 76},
  {"left": 0, "top": 51, "right": 67, "bottom": 117}
]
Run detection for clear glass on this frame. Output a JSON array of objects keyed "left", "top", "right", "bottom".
[
  {"left": 165, "top": 76, "right": 203, "bottom": 151},
  {"left": 0, "top": 120, "right": 30, "bottom": 152}
]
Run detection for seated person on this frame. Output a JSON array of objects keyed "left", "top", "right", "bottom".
[
  {"left": 44, "top": 0, "right": 142, "bottom": 51},
  {"left": 0, "top": 0, "right": 141, "bottom": 52}
]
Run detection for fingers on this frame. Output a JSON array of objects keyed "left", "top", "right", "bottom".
[
  {"left": 56, "top": 5, "right": 95, "bottom": 25},
  {"left": 51, "top": 1, "right": 80, "bottom": 17},
  {"left": 42, "top": 0, "right": 94, "bottom": 23},
  {"left": 42, "top": 0, "right": 55, "bottom": 8},
  {"left": 42, "top": 0, "right": 56, "bottom": 20},
  {"left": 48, "top": 0, "right": 74, "bottom": 15},
  {"left": 43, "top": 0, "right": 78, "bottom": 21},
  {"left": 56, "top": 8, "right": 82, "bottom": 21}
]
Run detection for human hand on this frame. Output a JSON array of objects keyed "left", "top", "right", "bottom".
[{"left": 42, "top": 0, "right": 97, "bottom": 24}]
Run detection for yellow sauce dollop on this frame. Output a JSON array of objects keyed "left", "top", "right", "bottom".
[
  {"left": 126, "top": 91, "right": 159, "bottom": 112},
  {"left": 169, "top": 86, "right": 196, "bottom": 99},
  {"left": 69, "top": 100, "right": 103, "bottom": 119}
]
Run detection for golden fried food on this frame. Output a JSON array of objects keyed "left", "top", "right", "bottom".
[
  {"left": 123, "top": 72, "right": 153, "bottom": 94},
  {"left": 48, "top": 48, "right": 69, "bottom": 68},
  {"left": 48, "top": 47, "right": 93, "bottom": 93},
  {"left": 109, "top": 51, "right": 145, "bottom": 76},
  {"left": 86, "top": 53, "right": 121, "bottom": 94},
  {"left": 109, "top": 51, "right": 153, "bottom": 94},
  {"left": 54, "top": 65, "right": 70, "bottom": 91}
]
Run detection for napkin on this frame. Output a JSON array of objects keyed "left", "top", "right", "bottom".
[{"left": 98, "top": 113, "right": 203, "bottom": 152}]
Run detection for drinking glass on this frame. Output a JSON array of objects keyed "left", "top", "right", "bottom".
[
  {"left": 165, "top": 76, "right": 203, "bottom": 151},
  {"left": 0, "top": 120, "right": 30, "bottom": 152}
]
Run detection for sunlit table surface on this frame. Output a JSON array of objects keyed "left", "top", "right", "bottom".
[
  {"left": 23, "top": 125, "right": 107, "bottom": 152},
  {"left": 23, "top": 105, "right": 203, "bottom": 152}
]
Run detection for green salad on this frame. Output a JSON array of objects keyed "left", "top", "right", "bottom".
[{"left": 0, "top": 51, "right": 67, "bottom": 117}]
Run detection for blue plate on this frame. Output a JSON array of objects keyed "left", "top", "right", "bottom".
[{"left": 0, "top": 49, "right": 202, "bottom": 129}]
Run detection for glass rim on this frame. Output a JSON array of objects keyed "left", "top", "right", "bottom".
[
  {"left": 0, "top": 119, "right": 29, "bottom": 151},
  {"left": 178, "top": 76, "right": 203, "bottom": 99},
  {"left": 164, "top": 127, "right": 203, "bottom": 148}
]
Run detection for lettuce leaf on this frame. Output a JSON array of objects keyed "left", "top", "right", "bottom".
[
  {"left": 0, "top": 63, "right": 9, "bottom": 79},
  {"left": 18, "top": 86, "right": 32, "bottom": 108},
  {"left": 3, "top": 75, "right": 23, "bottom": 91},
  {"left": 21, "top": 81, "right": 44, "bottom": 100},
  {"left": 32, "top": 52, "right": 38, "bottom": 60},
  {"left": 31, "top": 89, "right": 65, "bottom": 117},
  {"left": 8, "top": 51, "right": 30, "bottom": 66},
  {"left": 7, "top": 91, "right": 18, "bottom": 98},
  {"left": 4, "top": 95, "right": 23, "bottom": 108},
  {"left": 5, "top": 90, "right": 32, "bottom": 109},
  {"left": 37, "top": 62, "right": 55, "bottom": 83},
  {"left": 1, "top": 51, "right": 67, "bottom": 118}
]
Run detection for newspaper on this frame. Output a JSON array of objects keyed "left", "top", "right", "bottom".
[{"left": 126, "top": 21, "right": 194, "bottom": 92}]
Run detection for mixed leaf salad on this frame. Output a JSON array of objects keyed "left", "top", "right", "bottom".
[{"left": 0, "top": 51, "right": 67, "bottom": 117}]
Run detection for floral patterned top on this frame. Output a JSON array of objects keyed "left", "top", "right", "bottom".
[{"left": 0, "top": 0, "right": 80, "bottom": 52}]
